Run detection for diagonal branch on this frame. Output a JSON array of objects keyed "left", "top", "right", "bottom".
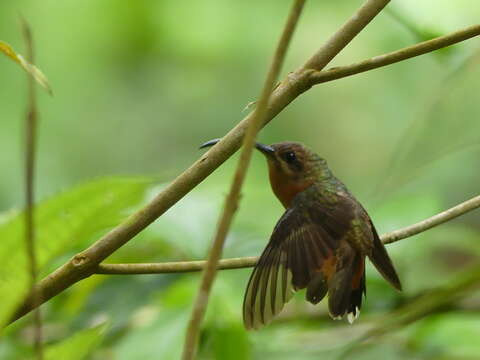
[
  {"left": 8, "top": 0, "right": 392, "bottom": 326},
  {"left": 95, "top": 195, "right": 480, "bottom": 274},
  {"left": 182, "top": 1, "right": 307, "bottom": 358},
  {"left": 308, "top": 24, "right": 480, "bottom": 85}
]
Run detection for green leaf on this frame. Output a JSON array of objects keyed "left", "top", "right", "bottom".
[
  {"left": 43, "top": 323, "right": 107, "bottom": 360},
  {"left": 0, "top": 177, "right": 150, "bottom": 326}
]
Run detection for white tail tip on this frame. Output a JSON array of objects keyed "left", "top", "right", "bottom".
[{"left": 347, "top": 312, "right": 355, "bottom": 324}]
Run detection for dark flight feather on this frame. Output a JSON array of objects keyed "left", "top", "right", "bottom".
[
  {"left": 347, "top": 255, "right": 366, "bottom": 318},
  {"left": 367, "top": 220, "right": 402, "bottom": 291},
  {"left": 243, "top": 191, "right": 348, "bottom": 329}
]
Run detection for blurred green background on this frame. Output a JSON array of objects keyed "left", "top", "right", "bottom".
[{"left": 1, "top": 0, "right": 479, "bottom": 359}]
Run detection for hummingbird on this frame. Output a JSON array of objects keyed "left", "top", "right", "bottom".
[{"left": 200, "top": 139, "right": 401, "bottom": 329}]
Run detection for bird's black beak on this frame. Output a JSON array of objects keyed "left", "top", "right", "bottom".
[
  {"left": 254, "top": 142, "right": 275, "bottom": 157},
  {"left": 199, "top": 138, "right": 275, "bottom": 157}
]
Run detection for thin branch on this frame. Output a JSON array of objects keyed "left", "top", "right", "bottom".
[
  {"left": 97, "top": 257, "right": 258, "bottom": 275},
  {"left": 21, "top": 17, "right": 43, "bottom": 359},
  {"left": 308, "top": 24, "right": 480, "bottom": 85},
  {"left": 95, "top": 195, "right": 480, "bottom": 275},
  {"left": 381, "top": 194, "right": 480, "bottom": 244},
  {"left": 182, "top": 1, "right": 307, "bottom": 359}
]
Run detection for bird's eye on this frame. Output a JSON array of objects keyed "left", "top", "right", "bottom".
[{"left": 283, "top": 151, "right": 296, "bottom": 163}]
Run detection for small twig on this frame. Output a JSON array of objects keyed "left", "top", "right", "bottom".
[
  {"left": 381, "top": 195, "right": 480, "bottom": 244},
  {"left": 95, "top": 195, "right": 480, "bottom": 275},
  {"left": 21, "top": 17, "right": 43, "bottom": 360},
  {"left": 96, "top": 257, "right": 258, "bottom": 275},
  {"left": 181, "top": 1, "right": 307, "bottom": 359},
  {"left": 308, "top": 24, "right": 480, "bottom": 85}
]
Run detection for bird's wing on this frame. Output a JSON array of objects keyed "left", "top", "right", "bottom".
[
  {"left": 367, "top": 219, "right": 402, "bottom": 290},
  {"left": 243, "top": 190, "right": 354, "bottom": 330},
  {"left": 342, "top": 193, "right": 402, "bottom": 291}
]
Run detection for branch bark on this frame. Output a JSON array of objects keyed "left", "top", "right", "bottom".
[
  {"left": 182, "top": 1, "right": 307, "bottom": 358},
  {"left": 95, "top": 195, "right": 480, "bottom": 274}
]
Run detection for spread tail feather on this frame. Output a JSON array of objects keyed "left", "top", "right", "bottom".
[
  {"left": 326, "top": 254, "right": 365, "bottom": 322},
  {"left": 347, "top": 257, "right": 365, "bottom": 322}
]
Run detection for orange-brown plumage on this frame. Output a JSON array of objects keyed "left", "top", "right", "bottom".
[
  {"left": 319, "top": 253, "right": 337, "bottom": 282},
  {"left": 264, "top": 142, "right": 320, "bottom": 208},
  {"left": 351, "top": 258, "right": 365, "bottom": 289},
  {"left": 267, "top": 160, "right": 314, "bottom": 208}
]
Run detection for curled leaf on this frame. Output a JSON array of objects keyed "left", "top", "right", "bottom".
[{"left": 0, "top": 40, "right": 52, "bottom": 95}]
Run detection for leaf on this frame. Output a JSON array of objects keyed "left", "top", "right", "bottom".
[
  {"left": 0, "top": 40, "right": 53, "bottom": 95},
  {"left": 0, "top": 177, "right": 150, "bottom": 326},
  {"left": 43, "top": 323, "right": 107, "bottom": 360}
]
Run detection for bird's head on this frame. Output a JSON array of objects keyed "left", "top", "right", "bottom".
[
  {"left": 200, "top": 139, "right": 331, "bottom": 208},
  {"left": 255, "top": 142, "right": 331, "bottom": 207}
]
